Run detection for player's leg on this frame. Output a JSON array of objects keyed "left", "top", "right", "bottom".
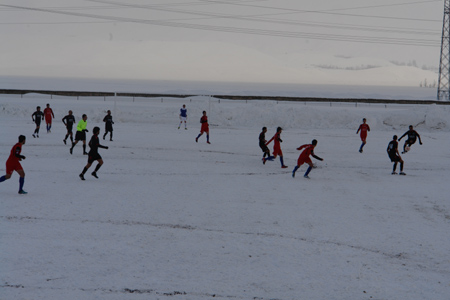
[
  {"left": 91, "top": 159, "right": 104, "bottom": 178},
  {"left": 82, "top": 140, "right": 87, "bottom": 155},
  {"left": 0, "top": 173, "right": 12, "bottom": 182},
  {"left": 304, "top": 161, "right": 314, "bottom": 178},
  {"left": 17, "top": 169, "right": 26, "bottom": 194}
]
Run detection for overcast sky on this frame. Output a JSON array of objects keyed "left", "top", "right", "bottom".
[{"left": 0, "top": 0, "right": 444, "bottom": 83}]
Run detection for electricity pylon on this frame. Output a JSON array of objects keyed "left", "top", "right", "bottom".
[{"left": 437, "top": 0, "right": 450, "bottom": 100}]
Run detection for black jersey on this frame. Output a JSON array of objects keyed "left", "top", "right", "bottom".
[
  {"left": 32, "top": 111, "right": 44, "bottom": 123},
  {"left": 103, "top": 114, "right": 114, "bottom": 130},
  {"left": 88, "top": 135, "right": 108, "bottom": 155},
  {"left": 259, "top": 131, "right": 266, "bottom": 146},
  {"left": 387, "top": 140, "right": 398, "bottom": 155},
  {"left": 62, "top": 115, "right": 76, "bottom": 129},
  {"left": 401, "top": 130, "right": 419, "bottom": 141}
]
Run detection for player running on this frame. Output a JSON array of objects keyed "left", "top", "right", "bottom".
[
  {"left": 398, "top": 125, "right": 422, "bottom": 153},
  {"left": 62, "top": 110, "right": 76, "bottom": 145},
  {"left": 43, "top": 103, "right": 55, "bottom": 133},
  {"left": 266, "top": 127, "right": 288, "bottom": 168},
  {"left": 102, "top": 110, "right": 114, "bottom": 141},
  {"left": 70, "top": 114, "right": 88, "bottom": 155},
  {"left": 178, "top": 104, "right": 187, "bottom": 130},
  {"left": 79, "top": 127, "right": 109, "bottom": 180},
  {"left": 31, "top": 106, "right": 44, "bottom": 138},
  {"left": 292, "top": 139, "right": 323, "bottom": 179},
  {"left": 356, "top": 118, "right": 370, "bottom": 153},
  {"left": 387, "top": 135, "right": 405, "bottom": 175},
  {"left": 259, "top": 127, "right": 274, "bottom": 164},
  {"left": 0, "top": 135, "right": 28, "bottom": 194},
  {"left": 195, "top": 111, "right": 210, "bottom": 144}
]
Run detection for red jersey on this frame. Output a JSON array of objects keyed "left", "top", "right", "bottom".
[
  {"left": 297, "top": 144, "right": 315, "bottom": 160},
  {"left": 43, "top": 107, "right": 54, "bottom": 120},
  {"left": 357, "top": 124, "right": 370, "bottom": 134},
  {"left": 266, "top": 132, "right": 281, "bottom": 148},
  {"left": 200, "top": 115, "right": 208, "bottom": 132},
  {"left": 7, "top": 143, "right": 23, "bottom": 164}
]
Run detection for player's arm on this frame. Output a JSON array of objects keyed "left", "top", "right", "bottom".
[
  {"left": 31, "top": 112, "right": 35, "bottom": 121},
  {"left": 51, "top": 109, "right": 55, "bottom": 118},
  {"left": 416, "top": 131, "right": 422, "bottom": 144},
  {"left": 99, "top": 144, "right": 109, "bottom": 149},
  {"left": 266, "top": 135, "right": 275, "bottom": 146},
  {"left": 14, "top": 147, "right": 26, "bottom": 160},
  {"left": 398, "top": 132, "right": 407, "bottom": 141},
  {"left": 356, "top": 125, "right": 361, "bottom": 134},
  {"left": 311, "top": 150, "right": 323, "bottom": 161},
  {"left": 62, "top": 116, "right": 67, "bottom": 126},
  {"left": 367, "top": 125, "right": 370, "bottom": 131},
  {"left": 296, "top": 144, "right": 307, "bottom": 151}
]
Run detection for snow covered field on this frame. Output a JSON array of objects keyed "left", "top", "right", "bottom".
[{"left": 1, "top": 93, "right": 450, "bottom": 300}]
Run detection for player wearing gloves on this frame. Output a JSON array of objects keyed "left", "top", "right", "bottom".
[
  {"left": 79, "top": 127, "right": 109, "bottom": 180},
  {"left": 292, "top": 139, "right": 323, "bottom": 179},
  {"left": 398, "top": 125, "right": 422, "bottom": 153}
]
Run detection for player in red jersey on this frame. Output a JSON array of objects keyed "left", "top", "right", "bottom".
[
  {"left": 266, "top": 127, "right": 288, "bottom": 168},
  {"left": 356, "top": 118, "right": 370, "bottom": 153},
  {"left": 292, "top": 139, "right": 323, "bottom": 179},
  {"left": 195, "top": 111, "right": 210, "bottom": 144},
  {"left": 0, "top": 135, "right": 27, "bottom": 194},
  {"left": 43, "top": 103, "right": 55, "bottom": 133}
]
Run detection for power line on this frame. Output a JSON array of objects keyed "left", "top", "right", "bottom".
[{"left": 0, "top": 3, "right": 440, "bottom": 47}]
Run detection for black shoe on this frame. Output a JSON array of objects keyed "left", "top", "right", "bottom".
[
  {"left": 79, "top": 173, "right": 85, "bottom": 180},
  {"left": 83, "top": 152, "right": 88, "bottom": 155},
  {"left": 70, "top": 148, "right": 73, "bottom": 155},
  {"left": 63, "top": 139, "right": 66, "bottom": 145},
  {"left": 91, "top": 172, "right": 98, "bottom": 179}
]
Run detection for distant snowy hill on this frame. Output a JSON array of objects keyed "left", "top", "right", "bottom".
[{"left": 0, "top": 39, "right": 438, "bottom": 87}]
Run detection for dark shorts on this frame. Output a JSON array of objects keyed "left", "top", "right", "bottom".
[
  {"left": 88, "top": 153, "right": 102, "bottom": 164},
  {"left": 406, "top": 139, "right": 416, "bottom": 145},
  {"left": 388, "top": 153, "right": 401, "bottom": 162},
  {"left": 105, "top": 124, "right": 113, "bottom": 132},
  {"left": 75, "top": 131, "right": 86, "bottom": 141},
  {"left": 259, "top": 143, "right": 269, "bottom": 153},
  {"left": 66, "top": 126, "right": 73, "bottom": 134},
  {"left": 35, "top": 119, "right": 41, "bottom": 126}
]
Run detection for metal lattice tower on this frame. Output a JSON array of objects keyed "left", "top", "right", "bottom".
[{"left": 437, "top": 0, "right": 450, "bottom": 100}]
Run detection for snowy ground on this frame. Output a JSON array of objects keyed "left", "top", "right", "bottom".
[{"left": 1, "top": 93, "right": 450, "bottom": 300}]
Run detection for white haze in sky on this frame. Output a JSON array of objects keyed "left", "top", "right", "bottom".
[{"left": 0, "top": 0, "right": 444, "bottom": 86}]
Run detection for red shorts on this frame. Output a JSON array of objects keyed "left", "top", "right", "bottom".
[
  {"left": 297, "top": 157, "right": 312, "bottom": 167},
  {"left": 6, "top": 160, "right": 22, "bottom": 175},
  {"left": 273, "top": 146, "right": 283, "bottom": 157},
  {"left": 200, "top": 124, "right": 209, "bottom": 134},
  {"left": 360, "top": 133, "right": 367, "bottom": 142},
  {"left": 45, "top": 117, "right": 52, "bottom": 124}
]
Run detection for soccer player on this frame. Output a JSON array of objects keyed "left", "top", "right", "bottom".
[
  {"left": 356, "top": 118, "right": 370, "bottom": 153},
  {"left": 398, "top": 125, "right": 422, "bottom": 153},
  {"left": 178, "top": 104, "right": 187, "bottom": 130},
  {"left": 292, "top": 139, "right": 323, "bottom": 179},
  {"left": 259, "top": 127, "right": 274, "bottom": 164},
  {"left": 31, "top": 106, "right": 44, "bottom": 138},
  {"left": 266, "top": 127, "right": 288, "bottom": 168},
  {"left": 0, "top": 135, "right": 27, "bottom": 194},
  {"left": 195, "top": 111, "right": 210, "bottom": 144},
  {"left": 102, "top": 110, "right": 114, "bottom": 141},
  {"left": 387, "top": 135, "right": 405, "bottom": 175},
  {"left": 79, "top": 127, "right": 108, "bottom": 180},
  {"left": 43, "top": 103, "right": 55, "bottom": 133},
  {"left": 62, "top": 110, "right": 76, "bottom": 145},
  {"left": 70, "top": 114, "right": 88, "bottom": 155}
]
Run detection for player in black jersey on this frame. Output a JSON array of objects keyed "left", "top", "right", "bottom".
[
  {"left": 62, "top": 110, "right": 76, "bottom": 145},
  {"left": 102, "top": 110, "right": 114, "bottom": 141},
  {"left": 79, "top": 127, "right": 108, "bottom": 180},
  {"left": 259, "top": 127, "right": 274, "bottom": 164},
  {"left": 387, "top": 135, "right": 405, "bottom": 175},
  {"left": 31, "top": 106, "right": 44, "bottom": 138},
  {"left": 398, "top": 125, "right": 422, "bottom": 153}
]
